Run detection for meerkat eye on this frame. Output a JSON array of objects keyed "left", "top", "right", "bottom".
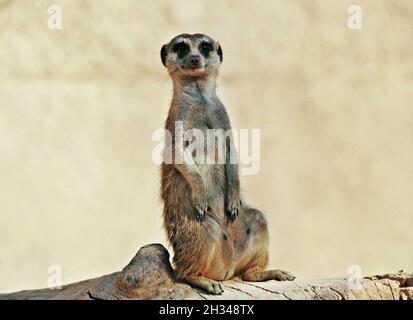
[
  {"left": 199, "top": 42, "right": 213, "bottom": 58},
  {"left": 172, "top": 42, "right": 189, "bottom": 59}
]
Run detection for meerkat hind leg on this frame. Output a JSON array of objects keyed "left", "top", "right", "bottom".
[
  {"left": 232, "top": 207, "right": 296, "bottom": 282},
  {"left": 185, "top": 275, "right": 224, "bottom": 295}
]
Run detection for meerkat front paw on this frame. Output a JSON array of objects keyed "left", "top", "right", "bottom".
[
  {"left": 194, "top": 204, "right": 207, "bottom": 222},
  {"left": 192, "top": 192, "right": 209, "bottom": 223},
  {"left": 226, "top": 194, "right": 242, "bottom": 222}
]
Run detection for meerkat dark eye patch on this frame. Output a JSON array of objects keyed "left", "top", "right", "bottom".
[
  {"left": 172, "top": 42, "right": 190, "bottom": 59},
  {"left": 199, "top": 41, "right": 213, "bottom": 58}
]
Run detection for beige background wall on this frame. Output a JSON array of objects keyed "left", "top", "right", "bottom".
[{"left": 0, "top": 0, "right": 412, "bottom": 293}]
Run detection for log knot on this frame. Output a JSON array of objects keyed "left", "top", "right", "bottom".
[{"left": 88, "top": 243, "right": 198, "bottom": 299}]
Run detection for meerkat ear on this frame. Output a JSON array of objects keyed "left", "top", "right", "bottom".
[
  {"left": 161, "top": 44, "right": 167, "bottom": 66},
  {"left": 217, "top": 43, "right": 223, "bottom": 63}
]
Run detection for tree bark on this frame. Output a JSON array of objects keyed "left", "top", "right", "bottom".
[{"left": 1, "top": 244, "right": 412, "bottom": 300}]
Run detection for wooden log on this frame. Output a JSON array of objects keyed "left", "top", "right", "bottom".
[{"left": 1, "top": 244, "right": 412, "bottom": 300}]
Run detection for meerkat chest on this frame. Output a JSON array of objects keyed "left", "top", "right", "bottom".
[
  {"left": 183, "top": 99, "right": 224, "bottom": 128},
  {"left": 179, "top": 106, "right": 227, "bottom": 164}
]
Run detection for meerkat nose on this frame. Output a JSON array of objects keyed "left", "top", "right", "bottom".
[{"left": 190, "top": 55, "right": 201, "bottom": 67}]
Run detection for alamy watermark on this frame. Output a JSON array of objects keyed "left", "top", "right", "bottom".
[
  {"left": 347, "top": 264, "right": 362, "bottom": 290},
  {"left": 347, "top": 5, "right": 362, "bottom": 30},
  {"left": 152, "top": 121, "right": 261, "bottom": 176},
  {"left": 47, "top": 5, "right": 62, "bottom": 30},
  {"left": 48, "top": 265, "right": 63, "bottom": 289}
]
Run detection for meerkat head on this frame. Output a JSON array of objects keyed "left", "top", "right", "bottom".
[{"left": 160, "top": 33, "right": 223, "bottom": 80}]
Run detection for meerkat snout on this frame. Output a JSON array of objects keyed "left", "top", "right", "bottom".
[
  {"left": 160, "top": 33, "right": 223, "bottom": 78},
  {"left": 189, "top": 55, "right": 201, "bottom": 68}
]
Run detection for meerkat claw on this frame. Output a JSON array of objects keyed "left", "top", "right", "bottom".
[
  {"left": 195, "top": 208, "right": 205, "bottom": 222},
  {"left": 204, "top": 281, "right": 224, "bottom": 295},
  {"left": 282, "top": 271, "right": 296, "bottom": 281},
  {"left": 213, "top": 282, "right": 224, "bottom": 295},
  {"left": 229, "top": 209, "right": 238, "bottom": 222},
  {"left": 226, "top": 205, "right": 239, "bottom": 222},
  {"left": 226, "top": 197, "right": 241, "bottom": 222},
  {"left": 274, "top": 270, "right": 295, "bottom": 281}
]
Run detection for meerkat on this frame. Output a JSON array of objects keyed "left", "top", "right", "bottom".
[{"left": 160, "top": 33, "right": 295, "bottom": 295}]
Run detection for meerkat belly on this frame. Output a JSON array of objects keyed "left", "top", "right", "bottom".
[
  {"left": 198, "top": 163, "right": 226, "bottom": 216},
  {"left": 188, "top": 121, "right": 227, "bottom": 217}
]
